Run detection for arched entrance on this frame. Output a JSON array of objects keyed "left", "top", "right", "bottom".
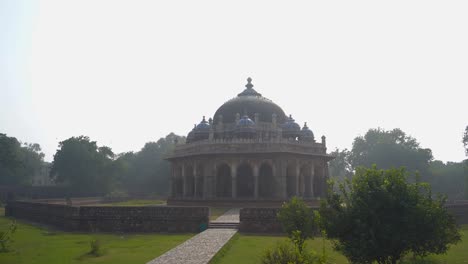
[
  {"left": 174, "top": 166, "right": 183, "bottom": 197},
  {"left": 314, "top": 166, "right": 323, "bottom": 197},
  {"left": 216, "top": 164, "right": 231, "bottom": 198},
  {"left": 236, "top": 163, "right": 254, "bottom": 198},
  {"left": 259, "top": 163, "right": 275, "bottom": 198}
]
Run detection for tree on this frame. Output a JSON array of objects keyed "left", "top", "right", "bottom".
[
  {"left": 429, "top": 160, "right": 466, "bottom": 200},
  {"left": 0, "top": 133, "right": 45, "bottom": 185},
  {"left": 50, "top": 136, "right": 115, "bottom": 194},
  {"left": 116, "top": 133, "right": 184, "bottom": 196},
  {"left": 350, "top": 128, "right": 433, "bottom": 180},
  {"left": 329, "top": 148, "right": 353, "bottom": 181},
  {"left": 463, "top": 125, "right": 468, "bottom": 156},
  {"left": 277, "top": 197, "right": 316, "bottom": 253},
  {"left": 320, "top": 166, "right": 461, "bottom": 264}
]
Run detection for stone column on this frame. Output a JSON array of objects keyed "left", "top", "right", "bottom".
[
  {"left": 182, "top": 162, "right": 186, "bottom": 198},
  {"left": 193, "top": 165, "right": 198, "bottom": 198},
  {"left": 310, "top": 163, "right": 315, "bottom": 198},
  {"left": 280, "top": 161, "right": 287, "bottom": 199},
  {"left": 231, "top": 163, "right": 237, "bottom": 199},
  {"left": 170, "top": 165, "right": 175, "bottom": 198},
  {"left": 253, "top": 164, "right": 259, "bottom": 199},
  {"left": 295, "top": 162, "right": 300, "bottom": 197}
]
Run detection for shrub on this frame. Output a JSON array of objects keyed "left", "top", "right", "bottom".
[
  {"left": 0, "top": 220, "right": 17, "bottom": 252},
  {"left": 89, "top": 239, "right": 104, "bottom": 257},
  {"left": 277, "top": 197, "right": 316, "bottom": 252},
  {"left": 261, "top": 241, "right": 328, "bottom": 264},
  {"left": 320, "top": 165, "right": 461, "bottom": 264}
]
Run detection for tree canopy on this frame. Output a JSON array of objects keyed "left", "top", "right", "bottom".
[
  {"left": 50, "top": 136, "right": 116, "bottom": 194},
  {"left": 0, "top": 133, "right": 45, "bottom": 185},
  {"left": 350, "top": 128, "right": 433, "bottom": 176},
  {"left": 463, "top": 125, "right": 468, "bottom": 156},
  {"left": 320, "top": 166, "right": 461, "bottom": 264}
]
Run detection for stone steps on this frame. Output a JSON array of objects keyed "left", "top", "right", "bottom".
[{"left": 208, "top": 222, "right": 239, "bottom": 229}]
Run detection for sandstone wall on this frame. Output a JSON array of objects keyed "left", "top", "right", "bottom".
[{"left": 5, "top": 201, "right": 208, "bottom": 233}]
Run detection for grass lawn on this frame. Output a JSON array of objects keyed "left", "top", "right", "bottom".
[
  {"left": 0, "top": 208, "right": 192, "bottom": 264},
  {"left": 95, "top": 199, "right": 166, "bottom": 206},
  {"left": 212, "top": 226, "right": 468, "bottom": 264}
]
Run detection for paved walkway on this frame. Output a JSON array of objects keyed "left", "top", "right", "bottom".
[
  {"left": 211, "top": 208, "right": 240, "bottom": 223},
  {"left": 146, "top": 208, "right": 240, "bottom": 264}
]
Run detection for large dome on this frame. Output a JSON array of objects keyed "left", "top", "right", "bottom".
[{"left": 213, "top": 78, "right": 287, "bottom": 124}]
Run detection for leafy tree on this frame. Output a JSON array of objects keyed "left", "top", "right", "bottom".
[
  {"left": 463, "top": 125, "right": 468, "bottom": 156},
  {"left": 350, "top": 128, "right": 433, "bottom": 180},
  {"left": 116, "top": 133, "right": 184, "bottom": 196},
  {"left": 320, "top": 166, "right": 461, "bottom": 264},
  {"left": 329, "top": 148, "right": 353, "bottom": 181},
  {"left": 277, "top": 197, "right": 316, "bottom": 253},
  {"left": 0, "top": 133, "right": 45, "bottom": 185},
  {"left": 50, "top": 136, "right": 115, "bottom": 194},
  {"left": 429, "top": 160, "right": 466, "bottom": 200}
]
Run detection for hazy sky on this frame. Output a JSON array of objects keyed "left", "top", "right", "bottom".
[{"left": 1, "top": 0, "right": 467, "bottom": 163}]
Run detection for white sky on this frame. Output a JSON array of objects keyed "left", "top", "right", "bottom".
[{"left": 1, "top": 0, "right": 467, "bottom": 162}]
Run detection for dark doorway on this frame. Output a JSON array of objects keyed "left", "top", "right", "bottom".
[
  {"left": 236, "top": 163, "right": 254, "bottom": 198},
  {"left": 259, "top": 163, "right": 275, "bottom": 198},
  {"left": 216, "top": 164, "right": 232, "bottom": 198}
]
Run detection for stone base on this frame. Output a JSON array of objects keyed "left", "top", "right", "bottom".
[{"left": 167, "top": 197, "right": 321, "bottom": 207}]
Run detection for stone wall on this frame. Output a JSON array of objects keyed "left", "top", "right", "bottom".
[
  {"left": 5, "top": 201, "right": 209, "bottom": 233},
  {"left": 239, "top": 204, "right": 468, "bottom": 233},
  {"left": 239, "top": 207, "right": 283, "bottom": 233}
]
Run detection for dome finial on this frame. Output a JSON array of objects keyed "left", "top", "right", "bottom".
[{"left": 245, "top": 77, "right": 253, "bottom": 89}]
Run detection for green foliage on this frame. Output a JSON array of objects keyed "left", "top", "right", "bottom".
[
  {"left": 89, "top": 239, "right": 104, "bottom": 257},
  {"left": 429, "top": 160, "right": 466, "bottom": 200},
  {"left": 277, "top": 197, "right": 316, "bottom": 252},
  {"left": 329, "top": 148, "right": 353, "bottom": 182},
  {"left": 350, "top": 128, "right": 433, "bottom": 178},
  {"left": 0, "top": 220, "right": 17, "bottom": 252},
  {"left": 50, "top": 136, "right": 116, "bottom": 195},
  {"left": 114, "top": 133, "right": 184, "bottom": 196},
  {"left": 463, "top": 125, "right": 468, "bottom": 156},
  {"left": 0, "top": 133, "right": 45, "bottom": 185},
  {"left": 261, "top": 241, "right": 328, "bottom": 264},
  {"left": 320, "top": 166, "right": 461, "bottom": 264}
]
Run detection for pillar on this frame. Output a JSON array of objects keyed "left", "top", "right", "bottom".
[
  {"left": 193, "top": 165, "right": 198, "bottom": 198},
  {"left": 182, "top": 162, "right": 186, "bottom": 198},
  {"left": 253, "top": 164, "right": 259, "bottom": 199},
  {"left": 280, "top": 161, "right": 287, "bottom": 199},
  {"left": 295, "top": 163, "right": 300, "bottom": 197},
  {"left": 310, "top": 163, "right": 315, "bottom": 198},
  {"left": 231, "top": 163, "right": 237, "bottom": 199}
]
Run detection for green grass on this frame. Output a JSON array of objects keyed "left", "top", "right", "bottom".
[
  {"left": 209, "top": 207, "right": 230, "bottom": 221},
  {"left": 96, "top": 199, "right": 166, "bottom": 206},
  {"left": 0, "top": 209, "right": 192, "bottom": 264},
  {"left": 212, "top": 226, "right": 468, "bottom": 264}
]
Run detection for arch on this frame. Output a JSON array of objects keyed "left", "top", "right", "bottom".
[
  {"left": 299, "top": 165, "right": 312, "bottom": 197},
  {"left": 259, "top": 163, "right": 275, "bottom": 198},
  {"left": 236, "top": 163, "right": 254, "bottom": 198},
  {"left": 216, "top": 163, "right": 232, "bottom": 198},
  {"left": 195, "top": 164, "right": 204, "bottom": 198},
  {"left": 286, "top": 164, "right": 296, "bottom": 198},
  {"left": 185, "top": 165, "right": 195, "bottom": 197}
]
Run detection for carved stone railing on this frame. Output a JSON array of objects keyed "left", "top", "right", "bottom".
[{"left": 167, "top": 138, "right": 328, "bottom": 159}]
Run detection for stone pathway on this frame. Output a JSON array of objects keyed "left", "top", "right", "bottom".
[
  {"left": 146, "top": 208, "right": 240, "bottom": 264},
  {"left": 211, "top": 208, "right": 240, "bottom": 223}
]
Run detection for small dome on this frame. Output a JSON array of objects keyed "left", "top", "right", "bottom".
[
  {"left": 300, "top": 122, "right": 315, "bottom": 142},
  {"left": 282, "top": 115, "right": 301, "bottom": 139},
  {"left": 195, "top": 116, "right": 210, "bottom": 131},
  {"left": 186, "top": 124, "right": 197, "bottom": 143},
  {"left": 234, "top": 115, "right": 256, "bottom": 137}
]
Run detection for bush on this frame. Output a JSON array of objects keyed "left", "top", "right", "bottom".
[
  {"left": 277, "top": 197, "right": 316, "bottom": 252},
  {"left": 261, "top": 241, "right": 327, "bottom": 264},
  {"left": 89, "top": 239, "right": 104, "bottom": 257},
  {"left": 320, "top": 166, "right": 461, "bottom": 264},
  {"left": 0, "top": 220, "right": 17, "bottom": 252}
]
